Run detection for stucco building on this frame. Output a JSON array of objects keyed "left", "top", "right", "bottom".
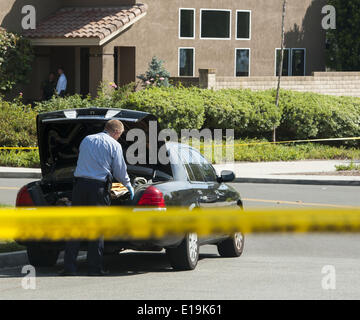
[{"left": 0, "top": 0, "right": 326, "bottom": 101}]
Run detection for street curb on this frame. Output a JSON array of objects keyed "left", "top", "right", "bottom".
[
  {"left": 0, "top": 250, "right": 28, "bottom": 269},
  {"left": 1, "top": 170, "right": 360, "bottom": 186},
  {"left": 234, "top": 177, "right": 360, "bottom": 186},
  {"left": 0, "top": 172, "right": 41, "bottom": 179}
]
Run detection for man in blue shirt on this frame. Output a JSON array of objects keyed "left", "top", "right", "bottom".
[
  {"left": 60, "top": 120, "right": 134, "bottom": 276},
  {"left": 56, "top": 66, "right": 67, "bottom": 97}
]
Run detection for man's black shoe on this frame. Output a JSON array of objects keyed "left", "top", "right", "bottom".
[
  {"left": 58, "top": 269, "right": 77, "bottom": 277},
  {"left": 87, "top": 270, "right": 109, "bottom": 276}
]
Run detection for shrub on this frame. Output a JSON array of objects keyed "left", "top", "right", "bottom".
[
  {"left": 137, "top": 56, "right": 171, "bottom": 88},
  {"left": 0, "top": 28, "right": 34, "bottom": 92},
  {"left": 277, "top": 90, "right": 330, "bottom": 139},
  {"left": 201, "top": 89, "right": 281, "bottom": 138},
  {"left": 35, "top": 94, "right": 92, "bottom": 113},
  {"left": 0, "top": 98, "right": 37, "bottom": 147},
  {"left": 119, "top": 87, "right": 205, "bottom": 133},
  {"left": 92, "top": 81, "right": 139, "bottom": 108},
  {"left": 277, "top": 90, "right": 360, "bottom": 143},
  {"left": 0, "top": 150, "right": 39, "bottom": 167}
]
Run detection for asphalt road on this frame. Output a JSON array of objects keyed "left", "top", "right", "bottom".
[
  {"left": 0, "top": 178, "right": 360, "bottom": 299},
  {"left": 1, "top": 178, "right": 360, "bottom": 208}
]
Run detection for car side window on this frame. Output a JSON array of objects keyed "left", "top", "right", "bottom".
[
  {"left": 180, "top": 147, "right": 205, "bottom": 182},
  {"left": 191, "top": 149, "right": 218, "bottom": 182}
]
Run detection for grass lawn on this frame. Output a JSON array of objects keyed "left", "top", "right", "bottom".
[
  {"left": 200, "top": 140, "right": 360, "bottom": 163},
  {"left": 1, "top": 140, "right": 360, "bottom": 167},
  {"left": 336, "top": 162, "right": 360, "bottom": 171}
]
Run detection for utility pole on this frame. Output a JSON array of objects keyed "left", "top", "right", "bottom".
[{"left": 273, "top": 0, "right": 287, "bottom": 142}]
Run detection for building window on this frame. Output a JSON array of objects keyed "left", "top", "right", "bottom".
[
  {"left": 276, "top": 48, "right": 306, "bottom": 76},
  {"left": 291, "top": 48, "right": 306, "bottom": 76},
  {"left": 276, "top": 48, "right": 291, "bottom": 76},
  {"left": 200, "top": 9, "right": 231, "bottom": 39},
  {"left": 236, "top": 10, "right": 251, "bottom": 40},
  {"left": 179, "top": 8, "right": 195, "bottom": 39},
  {"left": 179, "top": 48, "right": 195, "bottom": 76},
  {"left": 235, "top": 49, "right": 250, "bottom": 77}
]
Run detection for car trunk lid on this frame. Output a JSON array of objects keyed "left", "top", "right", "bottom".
[{"left": 36, "top": 107, "right": 165, "bottom": 180}]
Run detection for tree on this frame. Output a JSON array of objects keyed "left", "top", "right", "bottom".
[
  {"left": 0, "top": 28, "right": 34, "bottom": 92},
  {"left": 137, "top": 56, "right": 171, "bottom": 88},
  {"left": 326, "top": 0, "right": 360, "bottom": 71},
  {"left": 273, "top": 0, "right": 287, "bottom": 142}
]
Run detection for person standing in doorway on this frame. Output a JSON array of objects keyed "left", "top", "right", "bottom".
[
  {"left": 41, "top": 72, "right": 56, "bottom": 101},
  {"left": 56, "top": 66, "right": 67, "bottom": 97}
]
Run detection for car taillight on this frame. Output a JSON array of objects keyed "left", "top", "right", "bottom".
[
  {"left": 16, "top": 186, "right": 34, "bottom": 207},
  {"left": 137, "top": 186, "right": 165, "bottom": 207}
]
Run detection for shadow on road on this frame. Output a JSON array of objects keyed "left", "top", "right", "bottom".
[{"left": 0, "top": 251, "right": 222, "bottom": 278}]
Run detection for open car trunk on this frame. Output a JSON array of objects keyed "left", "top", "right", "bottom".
[{"left": 35, "top": 107, "right": 173, "bottom": 206}]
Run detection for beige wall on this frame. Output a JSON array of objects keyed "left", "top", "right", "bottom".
[
  {"left": 215, "top": 72, "right": 360, "bottom": 98},
  {"left": 105, "top": 0, "right": 326, "bottom": 79}
]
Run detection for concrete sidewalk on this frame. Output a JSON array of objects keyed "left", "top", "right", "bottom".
[
  {"left": 214, "top": 160, "right": 360, "bottom": 186},
  {"left": 0, "top": 167, "right": 41, "bottom": 179},
  {"left": 1, "top": 160, "right": 360, "bottom": 186}
]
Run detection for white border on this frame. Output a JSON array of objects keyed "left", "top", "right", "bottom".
[
  {"left": 234, "top": 48, "right": 251, "bottom": 77},
  {"left": 179, "top": 8, "right": 196, "bottom": 39},
  {"left": 235, "top": 10, "right": 251, "bottom": 40},
  {"left": 291, "top": 48, "right": 306, "bottom": 76},
  {"left": 178, "top": 47, "right": 195, "bottom": 77},
  {"left": 200, "top": 9, "right": 232, "bottom": 40},
  {"left": 274, "top": 48, "right": 291, "bottom": 76}
]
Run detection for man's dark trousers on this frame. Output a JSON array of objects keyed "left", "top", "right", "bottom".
[{"left": 64, "top": 178, "right": 111, "bottom": 273}]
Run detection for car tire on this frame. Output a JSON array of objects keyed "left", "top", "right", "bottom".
[
  {"left": 166, "top": 233, "right": 199, "bottom": 271},
  {"left": 26, "top": 246, "right": 60, "bottom": 267},
  {"left": 217, "top": 233, "right": 245, "bottom": 258}
]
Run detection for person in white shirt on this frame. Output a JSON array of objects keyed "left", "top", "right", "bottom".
[{"left": 56, "top": 66, "right": 67, "bottom": 97}]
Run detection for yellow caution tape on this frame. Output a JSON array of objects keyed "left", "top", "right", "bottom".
[
  {"left": 1, "top": 136, "right": 360, "bottom": 151},
  {"left": 0, "top": 207, "right": 360, "bottom": 241},
  {"left": 206, "top": 136, "right": 360, "bottom": 149}
]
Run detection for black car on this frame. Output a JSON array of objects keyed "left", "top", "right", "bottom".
[{"left": 16, "top": 108, "right": 244, "bottom": 271}]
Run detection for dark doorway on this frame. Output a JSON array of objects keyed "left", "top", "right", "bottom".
[
  {"left": 80, "top": 48, "right": 90, "bottom": 97},
  {"left": 50, "top": 46, "right": 75, "bottom": 95},
  {"left": 114, "top": 46, "right": 136, "bottom": 87}
]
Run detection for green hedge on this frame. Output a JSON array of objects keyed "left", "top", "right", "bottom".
[
  {"left": 2, "top": 88, "right": 360, "bottom": 149},
  {"left": 200, "top": 89, "right": 281, "bottom": 137},
  {"left": 35, "top": 94, "right": 92, "bottom": 113},
  {"left": 0, "top": 99, "right": 37, "bottom": 147},
  {"left": 277, "top": 91, "right": 360, "bottom": 141},
  {"left": 118, "top": 87, "right": 205, "bottom": 133}
]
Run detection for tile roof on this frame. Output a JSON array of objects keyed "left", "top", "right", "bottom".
[{"left": 24, "top": 4, "right": 147, "bottom": 40}]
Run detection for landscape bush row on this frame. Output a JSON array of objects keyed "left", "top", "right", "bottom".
[{"left": 1, "top": 86, "right": 360, "bottom": 149}]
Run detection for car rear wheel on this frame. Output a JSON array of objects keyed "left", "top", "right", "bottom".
[
  {"left": 26, "top": 245, "right": 60, "bottom": 267},
  {"left": 217, "top": 233, "right": 244, "bottom": 257},
  {"left": 166, "top": 233, "right": 199, "bottom": 271}
]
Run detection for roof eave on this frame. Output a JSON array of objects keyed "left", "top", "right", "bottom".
[{"left": 28, "top": 11, "right": 147, "bottom": 47}]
